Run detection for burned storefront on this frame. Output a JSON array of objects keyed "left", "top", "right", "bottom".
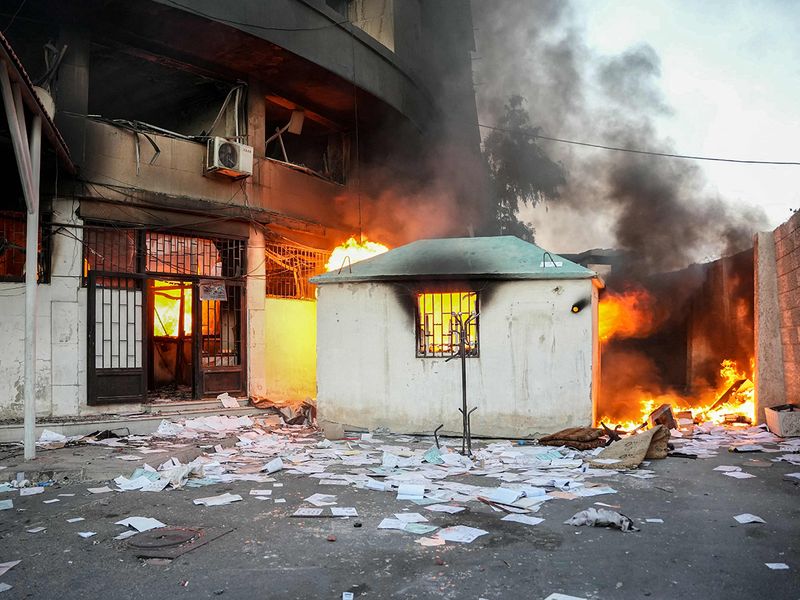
[
  {"left": 0, "top": 0, "right": 485, "bottom": 428},
  {"left": 312, "top": 236, "right": 602, "bottom": 437}
]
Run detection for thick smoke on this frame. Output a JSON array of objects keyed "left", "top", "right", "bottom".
[{"left": 472, "top": 0, "right": 768, "bottom": 274}]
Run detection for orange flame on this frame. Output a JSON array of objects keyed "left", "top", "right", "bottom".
[
  {"left": 325, "top": 236, "right": 389, "bottom": 272},
  {"left": 598, "top": 288, "right": 658, "bottom": 342}
]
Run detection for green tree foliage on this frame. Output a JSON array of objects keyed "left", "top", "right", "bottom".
[{"left": 483, "top": 96, "right": 566, "bottom": 241}]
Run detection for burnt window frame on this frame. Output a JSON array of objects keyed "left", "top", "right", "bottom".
[
  {"left": 0, "top": 209, "right": 52, "bottom": 283},
  {"left": 264, "top": 241, "right": 330, "bottom": 300},
  {"left": 415, "top": 291, "right": 480, "bottom": 358},
  {"left": 82, "top": 224, "right": 247, "bottom": 284}
]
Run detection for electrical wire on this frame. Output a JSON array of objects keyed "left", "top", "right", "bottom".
[{"left": 477, "top": 122, "right": 800, "bottom": 166}]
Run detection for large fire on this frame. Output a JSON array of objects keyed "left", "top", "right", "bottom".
[
  {"left": 153, "top": 280, "right": 192, "bottom": 337},
  {"left": 325, "top": 236, "right": 389, "bottom": 272},
  {"left": 597, "top": 287, "right": 755, "bottom": 430}
]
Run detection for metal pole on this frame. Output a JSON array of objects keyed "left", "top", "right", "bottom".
[
  {"left": 460, "top": 322, "right": 467, "bottom": 455},
  {"left": 23, "top": 114, "right": 41, "bottom": 460}
]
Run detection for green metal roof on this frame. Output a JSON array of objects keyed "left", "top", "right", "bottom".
[{"left": 311, "top": 236, "right": 597, "bottom": 284}]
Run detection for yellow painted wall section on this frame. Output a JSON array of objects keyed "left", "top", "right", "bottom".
[{"left": 264, "top": 298, "right": 317, "bottom": 404}]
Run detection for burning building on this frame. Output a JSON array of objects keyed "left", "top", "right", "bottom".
[
  {"left": 312, "top": 236, "right": 602, "bottom": 437},
  {"left": 0, "top": 0, "right": 485, "bottom": 423}
]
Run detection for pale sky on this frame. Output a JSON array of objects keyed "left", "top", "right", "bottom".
[{"left": 575, "top": 0, "right": 800, "bottom": 227}]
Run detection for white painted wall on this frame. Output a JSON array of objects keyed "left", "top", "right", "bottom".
[
  {"left": 316, "top": 279, "right": 597, "bottom": 437},
  {"left": 0, "top": 199, "right": 147, "bottom": 420}
]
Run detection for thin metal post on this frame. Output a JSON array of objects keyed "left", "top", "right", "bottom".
[{"left": 23, "top": 115, "right": 41, "bottom": 459}]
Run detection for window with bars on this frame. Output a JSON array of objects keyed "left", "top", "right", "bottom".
[
  {"left": 416, "top": 292, "right": 479, "bottom": 358},
  {"left": 264, "top": 241, "right": 329, "bottom": 300},
  {"left": 0, "top": 210, "right": 50, "bottom": 282},
  {"left": 82, "top": 226, "right": 246, "bottom": 282}
]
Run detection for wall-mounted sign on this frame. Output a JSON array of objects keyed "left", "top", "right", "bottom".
[{"left": 199, "top": 281, "right": 227, "bottom": 301}]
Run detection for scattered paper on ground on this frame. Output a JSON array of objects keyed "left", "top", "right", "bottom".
[
  {"left": 734, "top": 513, "right": 766, "bottom": 524},
  {"left": 115, "top": 517, "right": 166, "bottom": 532},
  {"left": 193, "top": 493, "right": 242, "bottom": 506},
  {"left": 501, "top": 514, "right": 544, "bottom": 526},
  {"left": 438, "top": 525, "right": 488, "bottom": 543}
]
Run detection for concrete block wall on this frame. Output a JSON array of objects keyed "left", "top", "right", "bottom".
[{"left": 774, "top": 211, "right": 800, "bottom": 405}]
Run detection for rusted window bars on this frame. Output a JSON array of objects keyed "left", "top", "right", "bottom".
[
  {"left": 264, "top": 240, "right": 329, "bottom": 300},
  {"left": 416, "top": 291, "right": 479, "bottom": 358}
]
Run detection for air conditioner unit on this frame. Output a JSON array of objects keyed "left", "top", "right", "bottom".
[{"left": 205, "top": 137, "right": 253, "bottom": 179}]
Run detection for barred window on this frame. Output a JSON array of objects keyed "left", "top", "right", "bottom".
[
  {"left": 0, "top": 210, "right": 50, "bottom": 282},
  {"left": 265, "top": 241, "right": 329, "bottom": 300},
  {"left": 416, "top": 292, "right": 479, "bottom": 358}
]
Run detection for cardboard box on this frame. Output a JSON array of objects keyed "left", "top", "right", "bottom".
[{"left": 765, "top": 405, "right": 800, "bottom": 438}]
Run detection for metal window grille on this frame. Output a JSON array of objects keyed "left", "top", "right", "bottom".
[
  {"left": 83, "top": 227, "right": 246, "bottom": 282},
  {"left": 0, "top": 210, "right": 51, "bottom": 282},
  {"left": 83, "top": 226, "right": 139, "bottom": 282},
  {"left": 416, "top": 292, "right": 479, "bottom": 358},
  {"left": 145, "top": 232, "right": 245, "bottom": 279},
  {"left": 93, "top": 274, "right": 144, "bottom": 368},
  {"left": 202, "top": 283, "right": 242, "bottom": 367},
  {"left": 265, "top": 241, "right": 329, "bottom": 299}
]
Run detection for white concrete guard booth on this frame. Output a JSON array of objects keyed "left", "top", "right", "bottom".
[{"left": 311, "top": 236, "right": 602, "bottom": 438}]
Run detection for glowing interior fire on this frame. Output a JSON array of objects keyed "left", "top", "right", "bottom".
[
  {"left": 598, "top": 287, "right": 657, "bottom": 342},
  {"left": 325, "top": 236, "right": 389, "bottom": 272},
  {"left": 417, "top": 292, "right": 478, "bottom": 355},
  {"left": 153, "top": 280, "right": 192, "bottom": 337},
  {"left": 597, "top": 287, "right": 755, "bottom": 430}
]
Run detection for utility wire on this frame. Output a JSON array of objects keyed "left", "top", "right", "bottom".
[{"left": 477, "top": 122, "right": 800, "bottom": 166}]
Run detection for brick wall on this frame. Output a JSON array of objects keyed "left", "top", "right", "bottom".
[{"left": 774, "top": 210, "right": 800, "bottom": 405}]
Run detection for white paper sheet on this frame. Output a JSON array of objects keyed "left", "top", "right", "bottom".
[
  {"left": 77, "top": 531, "right": 96, "bottom": 538},
  {"left": 723, "top": 471, "right": 756, "bottom": 479},
  {"left": 292, "top": 508, "right": 323, "bottom": 517},
  {"left": 396, "top": 484, "right": 425, "bottom": 501},
  {"left": 438, "top": 525, "right": 488, "bottom": 543},
  {"left": 377, "top": 518, "right": 406, "bottom": 530},
  {"left": 424, "top": 504, "right": 465, "bottom": 514},
  {"left": 331, "top": 507, "right": 358, "bottom": 517},
  {"left": 0, "top": 561, "right": 20, "bottom": 577},
  {"left": 765, "top": 563, "right": 789, "bottom": 570},
  {"left": 66, "top": 517, "right": 84, "bottom": 523},
  {"left": 734, "top": 513, "right": 765, "bottom": 524},
  {"left": 501, "top": 514, "right": 544, "bottom": 526},
  {"left": 19, "top": 487, "right": 44, "bottom": 496},
  {"left": 87, "top": 486, "right": 114, "bottom": 494},
  {"left": 115, "top": 516, "right": 166, "bottom": 532},
  {"left": 193, "top": 493, "right": 242, "bottom": 506},
  {"left": 0, "top": 500, "right": 13, "bottom": 511},
  {"left": 394, "top": 512, "right": 428, "bottom": 523}
]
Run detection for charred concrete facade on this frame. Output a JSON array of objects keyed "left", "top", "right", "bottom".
[{"left": 0, "top": 0, "right": 484, "bottom": 419}]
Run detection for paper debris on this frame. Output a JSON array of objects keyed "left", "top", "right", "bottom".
[
  {"left": 424, "top": 504, "right": 465, "bottom": 514},
  {"left": 396, "top": 484, "right": 425, "bottom": 501},
  {"left": 501, "top": 514, "right": 544, "bottom": 526},
  {"left": 765, "top": 563, "right": 789, "bottom": 570},
  {"left": 116, "top": 455, "right": 145, "bottom": 461},
  {"left": 331, "top": 507, "right": 358, "bottom": 517},
  {"left": 0, "top": 500, "right": 12, "bottom": 511},
  {"left": 378, "top": 518, "right": 406, "bottom": 530},
  {"left": 19, "top": 487, "right": 44, "bottom": 496},
  {"left": 487, "top": 487, "right": 523, "bottom": 504},
  {"left": 394, "top": 512, "right": 428, "bottom": 523},
  {"left": 27, "top": 526, "right": 46, "bottom": 533},
  {"left": 438, "top": 525, "right": 488, "bottom": 543},
  {"left": 416, "top": 536, "right": 445, "bottom": 546},
  {"left": 342, "top": 593, "right": 354, "bottom": 600},
  {"left": 217, "top": 392, "right": 239, "bottom": 408},
  {"left": 42, "top": 499, "right": 60, "bottom": 504},
  {"left": 305, "top": 493, "right": 337, "bottom": 507},
  {"left": 87, "top": 486, "right": 114, "bottom": 494},
  {"left": 713, "top": 465, "right": 741, "bottom": 472},
  {"left": 66, "top": 517, "right": 85, "bottom": 523},
  {"left": 78, "top": 531, "right": 97, "bottom": 538},
  {"left": 58, "top": 494, "right": 75, "bottom": 497},
  {"left": 734, "top": 513, "right": 766, "bottom": 524},
  {"left": 645, "top": 518, "right": 664, "bottom": 523},
  {"left": 264, "top": 457, "right": 284, "bottom": 474},
  {"left": 565, "top": 508, "right": 639, "bottom": 532},
  {"left": 723, "top": 471, "right": 756, "bottom": 479},
  {"left": 784, "top": 472, "right": 800, "bottom": 480},
  {"left": 115, "top": 517, "right": 166, "bottom": 532},
  {"left": 38, "top": 429, "right": 67, "bottom": 443},
  {"left": 543, "top": 594, "right": 588, "bottom": 600},
  {"left": 292, "top": 508, "right": 324, "bottom": 517},
  {"left": 0, "top": 583, "right": 11, "bottom": 593},
  {"left": 114, "top": 530, "right": 139, "bottom": 541},
  {"left": 402, "top": 522, "right": 439, "bottom": 535},
  {"left": 249, "top": 489, "right": 272, "bottom": 496},
  {"left": 274, "top": 498, "right": 286, "bottom": 503},
  {"left": 0, "top": 561, "right": 20, "bottom": 577},
  {"left": 193, "top": 493, "right": 242, "bottom": 506}
]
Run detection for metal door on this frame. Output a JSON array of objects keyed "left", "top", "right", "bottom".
[
  {"left": 197, "top": 280, "right": 245, "bottom": 396},
  {"left": 87, "top": 271, "right": 147, "bottom": 404}
]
